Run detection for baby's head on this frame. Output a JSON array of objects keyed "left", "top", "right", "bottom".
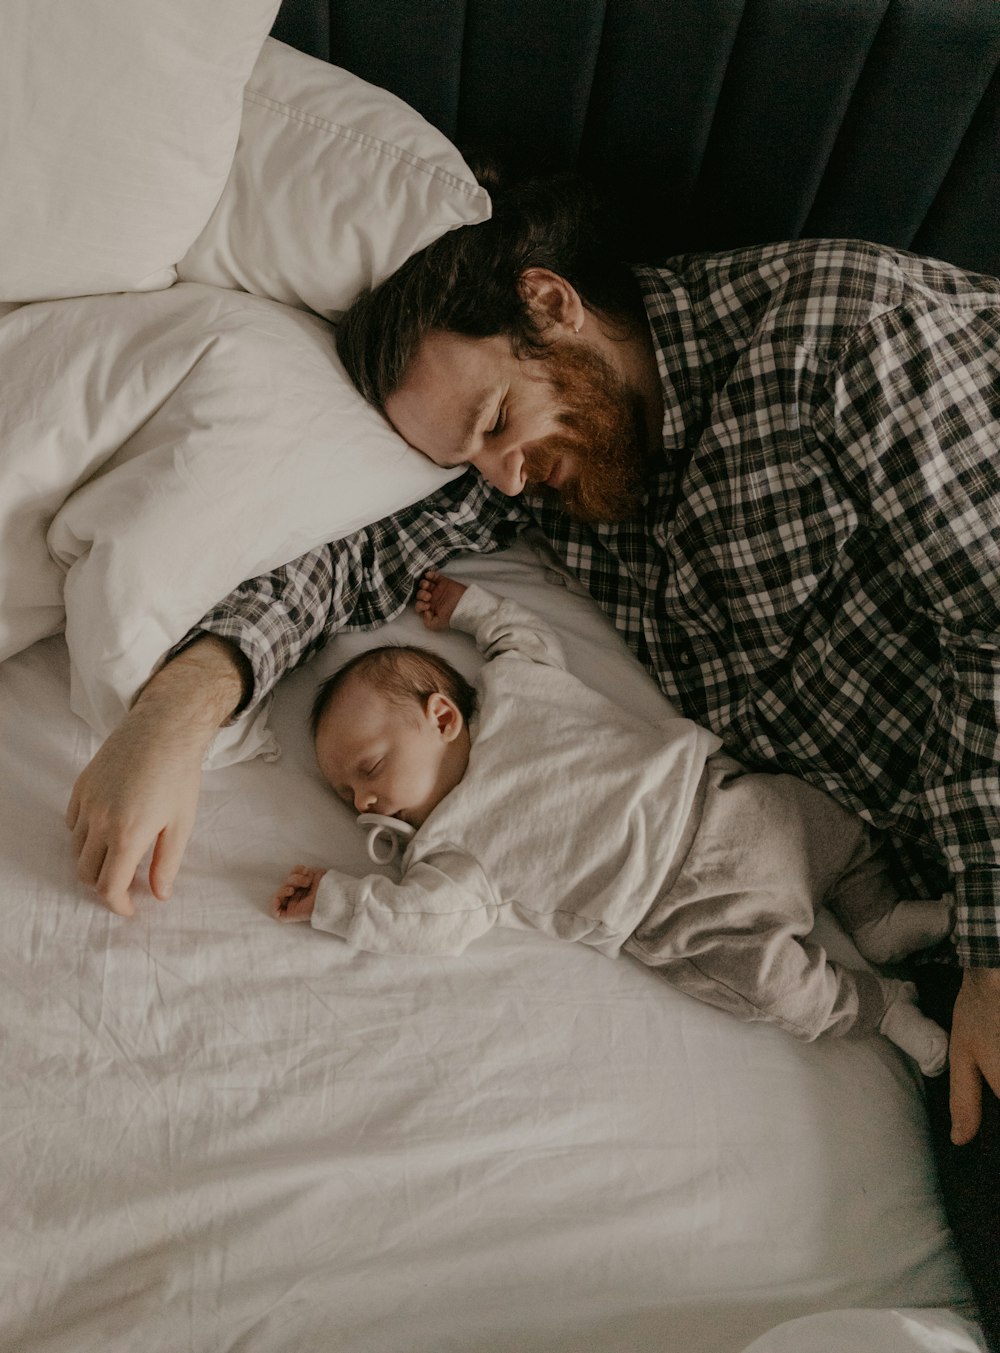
[{"left": 310, "top": 645, "right": 476, "bottom": 828}]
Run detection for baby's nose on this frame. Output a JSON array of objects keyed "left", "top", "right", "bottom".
[{"left": 355, "top": 789, "right": 377, "bottom": 811}]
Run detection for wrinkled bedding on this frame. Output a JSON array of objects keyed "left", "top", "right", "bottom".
[
  {"left": 0, "top": 284, "right": 456, "bottom": 761},
  {"left": 0, "top": 538, "right": 981, "bottom": 1353}
]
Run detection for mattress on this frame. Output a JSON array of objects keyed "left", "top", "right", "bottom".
[{"left": 1, "top": 538, "right": 983, "bottom": 1353}]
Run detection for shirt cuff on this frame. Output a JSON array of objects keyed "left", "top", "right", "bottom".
[
  {"left": 166, "top": 615, "right": 278, "bottom": 723},
  {"left": 449, "top": 583, "right": 498, "bottom": 635},
  {"left": 310, "top": 871, "right": 356, "bottom": 940},
  {"left": 953, "top": 866, "right": 1000, "bottom": 967}
]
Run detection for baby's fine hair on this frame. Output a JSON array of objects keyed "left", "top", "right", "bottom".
[{"left": 310, "top": 645, "right": 478, "bottom": 739}]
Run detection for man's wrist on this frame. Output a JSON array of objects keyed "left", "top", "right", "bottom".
[
  {"left": 964, "top": 967, "right": 1000, "bottom": 988},
  {"left": 132, "top": 634, "right": 249, "bottom": 744}
]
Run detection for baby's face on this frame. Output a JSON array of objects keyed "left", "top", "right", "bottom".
[{"left": 315, "top": 677, "right": 469, "bottom": 829}]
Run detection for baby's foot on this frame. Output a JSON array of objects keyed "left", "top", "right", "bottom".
[
  {"left": 879, "top": 980, "right": 948, "bottom": 1076},
  {"left": 853, "top": 896, "right": 954, "bottom": 965}
]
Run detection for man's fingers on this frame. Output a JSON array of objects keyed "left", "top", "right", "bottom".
[
  {"left": 149, "top": 822, "right": 191, "bottom": 902},
  {"left": 70, "top": 805, "right": 138, "bottom": 915},
  {"left": 74, "top": 829, "right": 108, "bottom": 889},
  {"left": 95, "top": 858, "right": 138, "bottom": 917},
  {"left": 948, "top": 971, "right": 1000, "bottom": 1145},
  {"left": 70, "top": 819, "right": 89, "bottom": 861},
  {"left": 93, "top": 838, "right": 148, "bottom": 918},
  {"left": 65, "top": 787, "right": 80, "bottom": 831},
  {"left": 70, "top": 818, "right": 148, "bottom": 916},
  {"left": 949, "top": 1044, "right": 983, "bottom": 1146}
]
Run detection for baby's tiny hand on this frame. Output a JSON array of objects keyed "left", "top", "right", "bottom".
[
  {"left": 271, "top": 864, "right": 326, "bottom": 923},
  {"left": 415, "top": 569, "right": 467, "bottom": 631}
]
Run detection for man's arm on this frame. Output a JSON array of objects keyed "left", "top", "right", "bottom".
[
  {"left": 68, "top": 474, "right": 529, "bottom": 914},
  {"left": 67, "top": 538, "right": 351, "bottom": 917},
  {"left": 192, "top": 474, "right": 530, "bottom": 717},
  {"left": 66, "top": 635, "right": 246, "bottom": 916}
]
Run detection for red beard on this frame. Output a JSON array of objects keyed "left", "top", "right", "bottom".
[{"left": 522, "top": 340, "right": 648, "bottom": 522}]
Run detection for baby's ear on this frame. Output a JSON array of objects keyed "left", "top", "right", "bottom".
[{"left": 426, "top": 692, "right": 463, "bottom": 740}]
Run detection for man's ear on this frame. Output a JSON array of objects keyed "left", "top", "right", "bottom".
[
  {"left": 518, "top": 267, "right": 585, "bottom": 337},
  {"left": 425, "top": 692, "right": 464, "bottom": 741}
]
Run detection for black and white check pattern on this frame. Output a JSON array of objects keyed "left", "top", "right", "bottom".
[{"left": 192, "top": 239, "right": 1000, "bottom": 964}]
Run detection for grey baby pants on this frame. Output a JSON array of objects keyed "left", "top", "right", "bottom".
[{"left": 625, "top": 754, "right": 899, "bottom": 1041}]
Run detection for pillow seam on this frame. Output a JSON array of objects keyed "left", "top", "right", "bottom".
[{"left": 242, "top": 89, "right": 486, "bottom": 200}]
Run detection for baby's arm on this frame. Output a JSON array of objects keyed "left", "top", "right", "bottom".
[
  {"left": 271, "top": 865, "right": 327, "bottom": 922},
  {"left": 273, "top": 848, "right": 500, "bottom": 955},
  {"left": 416, "top": 570, "right": 566, "bottom": 670}
]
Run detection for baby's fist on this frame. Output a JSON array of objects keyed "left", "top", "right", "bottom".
[
  {"left": 271, "top": 865, "right": 325, "bottom": 922},
  {"left": 415, "top": 569, "right": 466, "bottom": 631}
]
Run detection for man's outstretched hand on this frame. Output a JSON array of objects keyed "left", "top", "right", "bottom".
[
  {"left": 66, "top": 635, "right": 246, "bottom": 916},
  {"left": 948, "top": 967, "right": 1000, "bottom": 1145}
]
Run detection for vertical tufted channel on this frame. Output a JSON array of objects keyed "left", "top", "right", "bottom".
[{"left": 270, "top": 0, "right": 1000, "bottom": 273}]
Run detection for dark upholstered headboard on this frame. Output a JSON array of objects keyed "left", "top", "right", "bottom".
[{"left": 270, "top": 0, "right": 1000, "bottom": 277}]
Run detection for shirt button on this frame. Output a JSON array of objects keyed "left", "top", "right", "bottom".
[{"left": 678, "top": 650, "right": 693, "bottom": 666}]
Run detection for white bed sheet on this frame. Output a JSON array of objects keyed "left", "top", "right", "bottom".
[{"left": 1, "top": 541, "right": 980, "bottom": 1352}]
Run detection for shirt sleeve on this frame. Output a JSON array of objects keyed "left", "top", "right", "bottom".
[
  {"left": 821, "top": 297, "right": 1000, "bottom": 966},
  {"left": 310, "top": 848, "right": 500, "bottom": 956},
  {"left": 449, "top": 583, "right": 568, "bottom": 670},
  {"left": 170, "top": 473, "right": 530, "bottom": 718}
]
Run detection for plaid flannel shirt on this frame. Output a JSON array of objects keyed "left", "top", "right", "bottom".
[{"left": 192, "top": 240, "right": 1000, "bottom": 965}]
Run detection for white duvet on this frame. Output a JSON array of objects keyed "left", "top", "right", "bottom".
[{"left": 0, "top": 531, "right": 984, "bottom": 1352}]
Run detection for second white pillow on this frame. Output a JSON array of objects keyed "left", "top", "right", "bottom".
[
  {"left": 39, "top": 284, "right": 460, "bottom": 763},
  {"left": 177, "top": 38, "right": 491, "bottom": 320}
]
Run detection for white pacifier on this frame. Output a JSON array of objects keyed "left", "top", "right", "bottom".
[{"left": 357, "top": 813, "right": 416, "bottom": 865}]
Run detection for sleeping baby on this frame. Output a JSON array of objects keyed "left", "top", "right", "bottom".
[{"left": 271, "top": 569, "right": 952, "bottom": 1075}]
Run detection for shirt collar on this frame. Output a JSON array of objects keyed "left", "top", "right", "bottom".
[{"left": 632, "top": 264, "right": 706, "bottom": 453}]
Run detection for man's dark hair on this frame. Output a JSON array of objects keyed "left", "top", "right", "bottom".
[
  {"left": 310, "top": 644, "right": 478, "bottom": 740},
  {"left": 335, "top": 152, "right": 639, "bottom": 411}
]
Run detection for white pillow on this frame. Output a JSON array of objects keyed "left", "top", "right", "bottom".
[
  {"left": 0, "top": 283, "right": 458, "bottom": 763},
  {"left": 0, "top": 0, "right": 282, "bottom": 303},
  {"left": 0, "top": 293, "right": 170, "bottom": 664},
  {"left": 176, "top": 38, "right": 491, "bottom": 320},
  {"left": 738, "top": 1309, "right": 987, "bottom": 1353}
]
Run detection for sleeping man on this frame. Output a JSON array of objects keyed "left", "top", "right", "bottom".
[
  {"left": 67, "top": 161, "right": 1000, "bottom": 1160},
  {"left": 272, "top": 568, "right": 952, "bottom": 1077}
]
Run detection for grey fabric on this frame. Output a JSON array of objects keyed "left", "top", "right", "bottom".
[{"left": 626, "top": 755, "right": 896, "bottom": 1041}]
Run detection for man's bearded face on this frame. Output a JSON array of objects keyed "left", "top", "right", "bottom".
[{"left": 522, "top": 340, "right": 648, "bottom": 522}]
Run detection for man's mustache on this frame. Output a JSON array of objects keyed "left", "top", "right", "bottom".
[{"left": 523, "top": 437, "right": 575, "bottom": 487}]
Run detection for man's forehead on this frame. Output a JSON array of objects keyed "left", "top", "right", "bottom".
[
  {"left": 417, "top": 326, "right": 491, "bottom": 369},
  {"left": 390, "top": 331, "right": 502, "bottom": 459}
]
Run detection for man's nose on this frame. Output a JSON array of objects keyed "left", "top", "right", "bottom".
[{"left": 476, "top": 441, "right": 526, "bottom": 496}]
